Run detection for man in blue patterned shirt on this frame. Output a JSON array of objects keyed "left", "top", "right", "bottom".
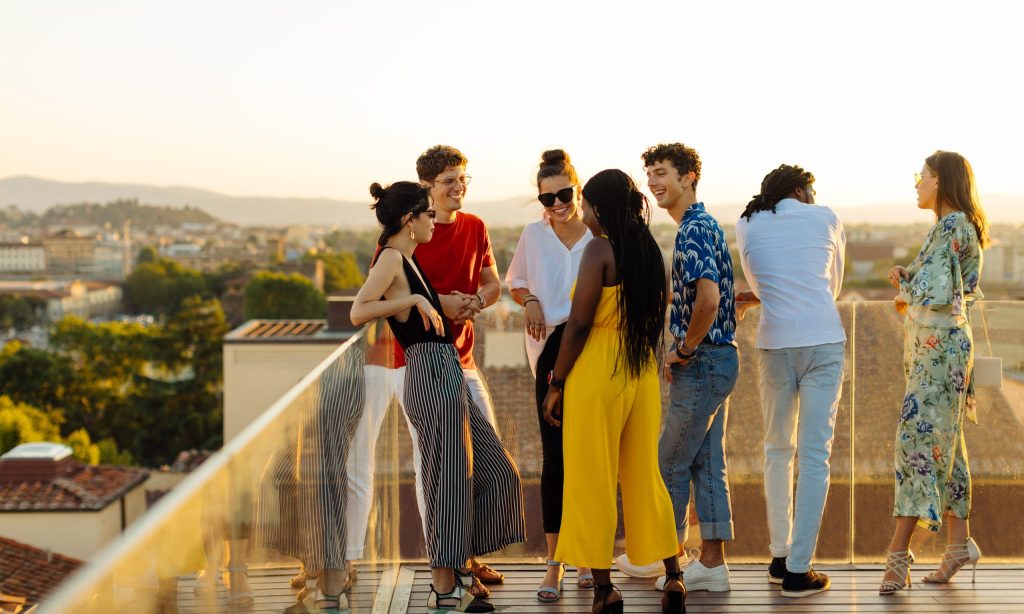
[{"left": 616, "top": 142, "right": 739, "bottom": 594}]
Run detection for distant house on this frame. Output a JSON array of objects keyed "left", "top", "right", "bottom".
[
  {"left": 0, "top": 443, "right": 149, "bottom": 561},
  {"left": 0, "top": 536, "right": 81, "bottom": 611},
  {"left": 846, "top": 241, "right": 897, "bottom": 280},
  {"left": 0, "top": 244, "right": 46, "bottom": 273},
  {"left": 0, "top": 281, "right": 123, "bottom": 322}
]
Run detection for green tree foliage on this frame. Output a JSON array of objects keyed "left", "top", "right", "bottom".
[
  {"left": 124, "top": 258, "right": 209, "bottom": 316},
  {"left": 243, "top": 271, "right": 326, "bottom": 319},
  {"left": 322, "top": 229, "right": 379, "bottom": 272},
  {"left": 137, "top": 245, "right": 159, "bottom": 264},
  {"left": 0, "top": 295, "right": 46, "bottom": 330},
  {"left": 38, "top": 199, "right": 217, "bottom": 228},
  {"left": 0, "top": 396, "right": 130, "bottom": 465},
  {"left": 306, "top": 251, "right": 365, "bottom": 292},
  {"left": 0, "top": 341, "right": 79, "bottom": 417}
]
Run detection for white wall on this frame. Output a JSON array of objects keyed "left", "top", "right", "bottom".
[
  {"left": 1, "top": 506, "right": 120, "bottom": 561},
  {"left": 222, "top": 343, "right": 340, "bottom": 443}
]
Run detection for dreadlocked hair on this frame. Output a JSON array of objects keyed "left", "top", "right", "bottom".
[
  {"left": 742, "top": 164, "right": 815, "bottom": 221},
  {"left": 582, "top": 169, "right": 667, "bottom": 378}
]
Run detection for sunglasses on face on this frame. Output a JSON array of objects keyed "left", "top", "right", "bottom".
[
  {"left": 415, "top": 209, "right": 437, "bottom": 219},
  {"left": 538, "top": 186, "right": 576, "bottom": 207}
]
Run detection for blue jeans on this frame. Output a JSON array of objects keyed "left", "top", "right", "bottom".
[
  {"left": 760, "top": 342, "right": 845, "bottom": 573},
  {"left": 659, "top": 344, "right": 739, "bottom": 543}
]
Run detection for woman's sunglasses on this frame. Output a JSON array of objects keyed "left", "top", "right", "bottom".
[
  {"left": 413, "top": 208, "right": 437, "bottom": 218},
  {"left": 538, "top": 186, "right": 576, "bottom": 207}
]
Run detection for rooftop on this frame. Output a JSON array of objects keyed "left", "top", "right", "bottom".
[
  {"left": 0, "top": 536, "right": 81, "bottom": 606},
  {"left": 0, "top": 455, "right": 149, "bottom": 512}
]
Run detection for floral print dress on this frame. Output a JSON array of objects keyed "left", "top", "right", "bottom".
[{"left": 894, "top": 211, "right": 983, "bottom": 531}]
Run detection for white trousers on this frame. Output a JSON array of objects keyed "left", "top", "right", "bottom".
[{"left": 759, "top": 343, "right": 845, "bottom": 573}]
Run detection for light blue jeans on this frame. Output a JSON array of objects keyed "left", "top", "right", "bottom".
[
  {"left": 759, "top": 342, "right": 845, "bottom": 573},
  {"left": 659, "top": 344, "right": 739, "bottom": 543}
]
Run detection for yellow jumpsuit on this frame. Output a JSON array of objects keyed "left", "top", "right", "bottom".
[{"left": 555, "top": 285, "right": 678, "bottom": 568}]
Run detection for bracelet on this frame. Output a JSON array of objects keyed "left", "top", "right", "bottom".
[
  {"left": 523, "top": 298, "right": 539, "bottom": 306},
  {"left": 476, "top": 293, "right": 485, "bottom": 308},
  {"left": 675, "top": 341, "right": 698, "bottom": 360},
  {"left": 547, "top": 370, "right": 565, "bottom": 389}
]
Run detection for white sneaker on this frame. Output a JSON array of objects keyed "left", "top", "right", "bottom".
[
  {"left": 615, "top": 553, "right": 665, "bottom": 578},
  {"left": 656, "top": 561, "right": 731, "bottom": 592}
]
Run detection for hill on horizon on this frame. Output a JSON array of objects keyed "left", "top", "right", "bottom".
[{"left": 1, "top": 175, "right": 1021, "bottom": 228}]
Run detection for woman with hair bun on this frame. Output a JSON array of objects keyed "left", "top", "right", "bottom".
[
  {"left": 542, "top": 170, "right": 683, "bottom": 614},
  {"left": 505, "top": 149, "right": 594, "bottom": 601},
  {"left": 352, "top": 181, "right": 526, "bottom": 613}
]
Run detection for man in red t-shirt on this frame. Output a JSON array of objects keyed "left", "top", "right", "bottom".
[{"left": 396, "top": 144, "right": 507, "bottom": 591}]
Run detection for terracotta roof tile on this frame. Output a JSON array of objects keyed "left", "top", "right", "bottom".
[
  {"left": 0, "top": 464, "right": 149, "bottom": 512},
  {"left": 0, "top": 536, "right": 81, "bottom": 605}
]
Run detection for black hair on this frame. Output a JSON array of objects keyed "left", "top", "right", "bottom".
[
  {"left": 742, "top": 164, "right": 815, "bottom": 221},
  {"left": 536, "top": 149, "right": 579, "bottom": 187},
  {"left": 369, "top": 181, "right": 431, "bottom": 246},
  {"left": 641, "top": 143, "right": 702, "bottom": 189},
  {"left": 581, "top": 169, "right": 666, "bottom": 378}
]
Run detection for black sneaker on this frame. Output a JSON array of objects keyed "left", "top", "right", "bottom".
[
  {"left": 781, "top": 569, "right": 830, "bottom": 598},
  {"left": 768, "top": 556, "right": 786, "bottom": 585}
]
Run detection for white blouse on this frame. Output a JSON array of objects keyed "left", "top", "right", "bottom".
[{"left": 505, "top": 219, "right": 593, "bottom": 375}]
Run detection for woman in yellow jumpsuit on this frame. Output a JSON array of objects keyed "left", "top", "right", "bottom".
[{"left": 543, "top": 169, "right": 683, "bottom": 614}]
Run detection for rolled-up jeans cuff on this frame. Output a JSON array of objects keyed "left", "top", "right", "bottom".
[
  {"left": 769, "top": 545, "right": 791, "bottom": 559},
  {"left": 699, "top": 520, "right": 734, "bottom": 541}
]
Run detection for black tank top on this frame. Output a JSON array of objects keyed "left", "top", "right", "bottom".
[{"left": 377, "top": 247, "right": 453, "bottom": 349}]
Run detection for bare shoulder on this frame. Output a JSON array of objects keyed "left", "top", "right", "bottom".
[{"left": 583, "top": 235, "right": 613, "bottom": 258}]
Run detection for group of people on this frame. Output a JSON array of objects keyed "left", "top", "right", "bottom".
[{"left": 344, "top": 143, "right": 989, "bottom": 614}]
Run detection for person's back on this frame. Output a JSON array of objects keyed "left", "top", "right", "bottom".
[{"left": 736, "top": 197, "right": 845, "bottom": 349}]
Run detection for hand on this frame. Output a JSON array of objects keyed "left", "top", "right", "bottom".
[
  {"left": 887, "top": 266, "right": 910, "bottom": 289},
  {"left": 451, "top": 291, "right": 482, "bottom": 322},
  {"left": 439, "top": 293, "right": 474, "bottom": 323},
  {"left": 663, "top": 348, "right": 693, "bottom": 382},
  {"left": 524, "top": 299, "right": 547, "bottom": 341},
  {"left": 894, "top": 295, "right": 908, "bottom": 317},
  {"left": 735, "top": 291, "right": 760, "bottom": 320},
  {"left": 542, "top": 386, "right": 562, "bottom": 427},
  {"left": 414, "top": 296, "right": 444, "bottom": 334}
]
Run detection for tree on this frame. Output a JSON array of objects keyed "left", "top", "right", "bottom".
[
  {"left": 0, "top": 295, "right": 46, "bottom": 330},
  {"left": 0, "top": 396, "right": 61, "bottom": 453},
  {"left": 123, "top": 258, "right": 208, "bottom": 315},
  {"left": 137, "top": 245, "right": 158, "bottom": 264},
  {"left": 243, "top": 271, "right": 326, "bottom": 319},
  {"left": 305, "top": 251, "right": 365, "bottom": 293}
]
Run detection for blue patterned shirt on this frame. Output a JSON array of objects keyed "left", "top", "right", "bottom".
[{"left": 670, "top": 202, "right": 737, "bottom": 346}]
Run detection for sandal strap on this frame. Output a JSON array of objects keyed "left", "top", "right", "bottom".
[{"left": 546, "top": 560, "right": 563, "bottom": 567}]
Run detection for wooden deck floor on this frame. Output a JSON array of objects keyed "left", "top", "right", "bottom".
[{"left": 174, "top": 562, "right": 1024, "bottom": 613}]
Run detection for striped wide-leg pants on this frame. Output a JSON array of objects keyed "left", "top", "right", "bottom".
[
  {"left": 403, "top": 343, "right": 526, "bottom": 568},
  {"left": 255, "top": 345, "right": 365, "bottom": 572}
]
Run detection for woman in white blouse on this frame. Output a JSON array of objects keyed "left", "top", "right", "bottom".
[{"left": 506, "top": 149, "right": 593, "bottom": 602}]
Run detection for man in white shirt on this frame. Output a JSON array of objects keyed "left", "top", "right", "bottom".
[{"left": 734, "top": 164, "right": 846, "bottom": 598}]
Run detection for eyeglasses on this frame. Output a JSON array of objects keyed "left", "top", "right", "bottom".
[
  {"left": 415, "top": 209, "right": 437, "bottom": 219},
  {"left": 538, "top": 186, "right": 576, "bottom": 207},
  {"left": 432, "top": 175, "right": 472, "bottom": 188},
  {"left": 914, "top": 173, "right": 922, "bottom": 187}
]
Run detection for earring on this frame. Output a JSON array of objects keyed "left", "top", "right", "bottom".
[{"left": 409, "top": 225, "right": 416, "bottom": 241}]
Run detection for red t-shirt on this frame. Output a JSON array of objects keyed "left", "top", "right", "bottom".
[{"left": 393, "top": 211, "right": 495, "bottom": 369}]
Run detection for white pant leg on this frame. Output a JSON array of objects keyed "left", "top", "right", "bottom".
[
  {"left": 788, "top": 344, "right": 844, "bottom": 573},
  {"left": 462, "top": 368, "right": 498, "bottom": 433},
  {"left": 759, "top": 349, "right": 799, "bottom": 560},
  {"left": 346, "top": 366, "right": 404, "bottom": 560}
]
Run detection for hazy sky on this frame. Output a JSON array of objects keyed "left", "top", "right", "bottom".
[{"left": 1, "top": 1, "right": 1020, "bottom": 208}]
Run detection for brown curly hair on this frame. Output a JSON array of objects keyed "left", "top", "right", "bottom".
[
  {"left": 416, "top": 145, "right": 468, "bottom": 182},
  {"left": 641, "top": 143, "right": 702, "bottom": 189}
]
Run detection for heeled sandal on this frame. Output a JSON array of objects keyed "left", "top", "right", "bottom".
[
  {"left": 577, "top": 567, "right": 595, "bottom": 589},
  {"left": 469, "top": 560, "right": 504, "bottom": 585},
  {"left": 455, "top": 568, "right": 490, "bottom": 598},
  {"left": 427, "top": 582, "right": 495, "bottom": 613},
  {"left": 592, "top": 583, "right": 624, "bottom": 614},
  {"left": 922, "top": 537, "right": 982, "bottom": 584},
  {"left": 537, "top": 560, "right": 565, "bottom": 602},
  {"left": 878, "top": 549, "right": 915, "bottom": 595},
  {"left": 225, "top": 565, "right": 255, "bottom": 610},
  {"left": 661, "top": 571, "right": 686, "bottom": 614}
]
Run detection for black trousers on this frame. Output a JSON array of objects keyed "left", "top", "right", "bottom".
[{"left": 535, "top": 323, "right": 567, "bottom": 534}]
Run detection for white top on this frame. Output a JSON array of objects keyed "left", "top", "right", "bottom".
[
  {"left": 735, "top": 198, "right": 846, "bottom": 349},
  {"left": 505, "top": 218, "right": 593, "bottom": 374}
]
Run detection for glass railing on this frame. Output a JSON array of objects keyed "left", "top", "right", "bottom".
[{"left": 40, "top": 301, "right": 1024, "bottom": 611}]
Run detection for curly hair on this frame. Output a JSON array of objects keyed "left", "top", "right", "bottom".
[
  {"left": 641, "top": 143, "right": 702, "bottom": 189},
  {"left": 742, "top": 164, "right": 815, "bottom": 221},
  {"left": 416, "top": 145, "right": 468, "bottom": 183}
]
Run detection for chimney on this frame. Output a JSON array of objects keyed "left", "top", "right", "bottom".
[{"left": 326, "top": 296, "right": 358, "bottom": 333}]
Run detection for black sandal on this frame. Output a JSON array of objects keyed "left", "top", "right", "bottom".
[
  {"left": 661, "top": 571, "right": 686, "bottom": 614},
  {"left": 427, "top": 582, "right": 495, "bottom": 613},
  {"left": 592, "top": 583, "right": 623, "bottom": 614}
]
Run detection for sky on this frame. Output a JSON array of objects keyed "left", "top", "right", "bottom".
[{"left": 1, "top": 0, "right": 1021, "bottom": 210}]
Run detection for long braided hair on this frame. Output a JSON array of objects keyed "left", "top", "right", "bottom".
[
  {"left": 741, "top": 164, "right": 815, "bottom": 221},
  {"left": 581, "top": 169, "right": 666, "bottom": 378}
]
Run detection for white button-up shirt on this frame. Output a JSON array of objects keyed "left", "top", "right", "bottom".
[
  {"left": 735, "top": 198, "right": 846, "bottom": 349},
  {"left": 505, "top": 218, "right": 592, "bottom": 374}
]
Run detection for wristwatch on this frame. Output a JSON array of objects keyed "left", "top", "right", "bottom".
[
  {"left": 476, "top": 293, "right": 485, "bottom": 308},
  {"left": 547, "top": 370, "right": 565, "bottom": 390}
]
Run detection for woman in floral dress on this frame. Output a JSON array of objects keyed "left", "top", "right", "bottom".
[{"left": 879, "top": 151, "right": 990, "bottom": 594}]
